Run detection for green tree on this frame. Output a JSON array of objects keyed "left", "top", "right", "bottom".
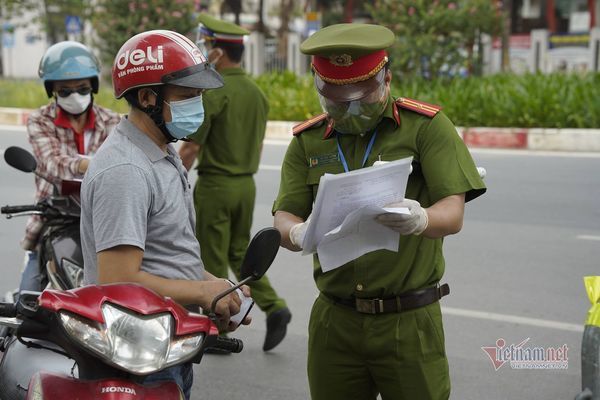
[
  {"left": 92, "top": 0, "right": 197, "bottom": 67},
  {"left": 460, "top": 0, "right": 504, "bottom": 76},
  {"left": 2, "top": 0, "right": 88, "bottom": 42},
  {"left": 1, "top": 0, "right": 89, "bottom": 76},
  {"left": 368, "top": 0, "right": 503, "bottom": 80}
]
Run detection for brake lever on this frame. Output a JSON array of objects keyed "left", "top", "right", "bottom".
[{"left": 4, "top": 211, "right": 43, "bottom": 220}]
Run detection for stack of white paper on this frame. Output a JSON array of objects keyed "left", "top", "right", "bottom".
[{"left": 302, "top": 157, "right": 413, "bottom": 271}]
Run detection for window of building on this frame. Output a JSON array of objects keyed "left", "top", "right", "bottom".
[{"left": 556, "top": 0, "right": 590, "bottom": 32}]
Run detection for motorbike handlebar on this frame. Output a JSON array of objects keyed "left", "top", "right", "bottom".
[
  {"left": 0, "top": 302, "right": 17, "bottom": 318},
  {"left": 213, "top": 336, "right": 244, "bottom": 353},
  {"left": 1, "top": 204, "right": 43, "bottom": 214}
]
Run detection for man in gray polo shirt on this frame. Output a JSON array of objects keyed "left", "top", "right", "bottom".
[{"left": 81, "top": 30, "right": 247, "bottom": 400}]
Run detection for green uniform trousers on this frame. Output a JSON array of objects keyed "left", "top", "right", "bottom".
[
  {"left": 194, "top": 174, "right": 287, "bottom": 315},
  {"left": 308, "top": 295, "right": 450, "bottom": 400}
]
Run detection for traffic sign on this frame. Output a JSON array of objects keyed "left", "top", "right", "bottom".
[
  {"left": 2, "top": 32, "right": 15, "bottom": 48},
  {"left": 65, "top": 15, "right": 82, "bottom": 35},
  {"left": 2, "top": 23, "right": 15, "bottom": 48}
]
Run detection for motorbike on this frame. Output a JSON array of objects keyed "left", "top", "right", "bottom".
[
  {"left": 0, "top": 227, "right": 281, "bottom": 399},
  {"left": 2, "top": 146, "right": 84, "bottom": 293}
]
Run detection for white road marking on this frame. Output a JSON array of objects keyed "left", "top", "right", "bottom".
[
  {"left": 577, "top": 235, "right": 600, "bottom": 241},
  {"left": 442, "top": 306, "right": 583, "bottom": 333}
]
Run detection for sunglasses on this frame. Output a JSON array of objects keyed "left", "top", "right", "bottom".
[{"left": 55, "top": 87, "right": 93, "bottom": 98}]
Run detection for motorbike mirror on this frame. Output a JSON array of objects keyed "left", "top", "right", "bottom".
[
  {"left": 208, "top": 228, "right": 280, "bottom": 319},
  {"left": 240, "top": 228, "right": 281, "bottom": 281},
  {"left": 4, "top": 146, "right": 37, "bottom": 173}
]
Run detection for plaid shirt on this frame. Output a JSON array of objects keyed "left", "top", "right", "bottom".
[{"left": 22, "top": 102, "right": 121, "bottom": 250}]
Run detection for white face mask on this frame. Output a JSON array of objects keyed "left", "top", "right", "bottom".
[{"left": 56, "top": 93, "right": 92, "bottom": 115}]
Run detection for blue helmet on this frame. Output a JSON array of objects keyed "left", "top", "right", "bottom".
[{"left": 38, "top": 41, "right": 100, "bottom": 98}]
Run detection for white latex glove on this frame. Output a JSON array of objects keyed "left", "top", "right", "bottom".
[
  {"left": 289, "top": 216, "right": 311, "bottom": 249},
  {"left": 376, "top": 199, "right": 428, "bottom": 235}
]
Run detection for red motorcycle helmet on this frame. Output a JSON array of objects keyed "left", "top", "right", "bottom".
[{"left": 112, "top": 29, "right": 223, "bottom": 98}]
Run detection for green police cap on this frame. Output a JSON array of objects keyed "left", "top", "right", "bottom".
[
  {"left": 198, "top": 13, "right": 249, "bottom": 44},
  {"left": 301, "top": 23, "right": 395, "bottom": 102}
]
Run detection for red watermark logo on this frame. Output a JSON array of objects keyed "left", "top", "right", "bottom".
[{"left": 481, "top": 338, "right": 569, "bottom": 371}]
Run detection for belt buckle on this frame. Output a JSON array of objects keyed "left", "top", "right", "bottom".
[{"left": 355, "top": 298, "right": 383, "bottom": 314}]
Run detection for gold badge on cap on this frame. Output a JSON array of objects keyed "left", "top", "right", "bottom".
[{"left": 329, "top": 54, "right": 353, "bottom": 67}]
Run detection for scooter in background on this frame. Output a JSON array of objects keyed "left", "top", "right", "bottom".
[{"left": 2, "top": 146, "right": 84, "bottom": 293}]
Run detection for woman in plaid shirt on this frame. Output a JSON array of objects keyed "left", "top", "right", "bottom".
[{"left": 19, "top": 41, "right": 120, "bottom": 293}]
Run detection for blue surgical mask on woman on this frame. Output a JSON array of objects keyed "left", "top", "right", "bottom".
[{"left": 164, "top": 95, "right": 205, "bottom": 139}]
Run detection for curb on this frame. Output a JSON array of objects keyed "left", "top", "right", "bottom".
[
  {"left": 3, "top": 107, "right": 600, "bottom": 152},
  {"left": 267, "top": 121, "right": 600, "bottom": 152},
  {"left": 0, "top": 107, "right": 31, "bottom": 126}
]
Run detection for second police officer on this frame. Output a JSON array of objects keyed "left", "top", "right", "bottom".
[{"left": 179, "top": 14, "right": 292, "bottom": 353}]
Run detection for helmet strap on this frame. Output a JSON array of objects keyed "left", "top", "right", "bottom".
[{"left": 139, "top": 88, "right": 178, "bottom": 143}]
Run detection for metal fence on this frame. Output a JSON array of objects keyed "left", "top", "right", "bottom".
[
  {"left": 264, "top": 38, "right": 287, "bottom": 73},
  {"left": 244, "top": 32, "right": 308, "bottom": 76}
]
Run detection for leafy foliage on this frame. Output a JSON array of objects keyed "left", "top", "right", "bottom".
[
  {"left": 254, "top": 71, "right": 320, "bottom": 121},
  {"left": 252, "top": 72, "right": 600, "bottom": 129},
  {"left": 91, "top": 0, "right": 197, "bottom": 67},
  {"left": 3, "top": 73, "right": 600, "bottom": 129},
  {"left": 368, "top": 0, "right": 503, "bottom": 80},
  {"left": 0, "top": 79, "right": 129, "bottom": 113}
]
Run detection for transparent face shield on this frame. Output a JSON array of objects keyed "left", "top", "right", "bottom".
[
  {"left": 318, "top": 77, "right": 389, "bottom": 135},
  {"left": 196, "top": 37, "right": 212, "bottom": 59}
]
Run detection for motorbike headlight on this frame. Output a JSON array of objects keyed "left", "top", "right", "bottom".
[
  {"left": 166, "top": 332, "right": 205, "bottom": 364},
  {"left": 60, "top": 311, "right": 109, "bottom": 355},
  {"left": 102, "top": 304, "right": 171, "bottom": 373},
  {"left": 59, "top": 303, "right": 204, "bottom": 374}
]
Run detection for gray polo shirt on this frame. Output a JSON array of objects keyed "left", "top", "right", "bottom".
[{"left": 81, "top": 118, "right": 205, "bottom": 284}]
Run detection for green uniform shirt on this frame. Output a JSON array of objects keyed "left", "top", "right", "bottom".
[
  {"left": 273, "top": 95, "right": 486, "bottom": 299},
  {"left": 189, "top": 67, "right": 269, "bottom": 175}
]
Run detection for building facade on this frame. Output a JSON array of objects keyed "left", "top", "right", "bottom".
[{"left": 499, "top": 1, "right": 600, "bottom": 73}]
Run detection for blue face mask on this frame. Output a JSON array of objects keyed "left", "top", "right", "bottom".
[{"left": 165, "top": 95, "right": 205, "bottom": 139}]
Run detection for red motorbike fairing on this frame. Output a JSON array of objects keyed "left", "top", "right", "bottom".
[
  {"left": 27, "top": 372, "right": 182, "bottom": 399},
  {"left": 38, "top": 284, "right": 218, "bottom": 336}
]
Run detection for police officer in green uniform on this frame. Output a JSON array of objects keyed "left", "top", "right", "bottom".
[
  {"left": 179, "top": 14, "right": 291, "bottom": 352},
  {"left": 273, "top": 24, "right": 486, "bottom": 399}
]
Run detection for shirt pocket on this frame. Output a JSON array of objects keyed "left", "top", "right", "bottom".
[
  {"left": 374, "top": 152, "right": 427, "bottom": 200},
  {"left": 372, "top": 151, "right": 415, "bottom": 164},
  {"left": 306, "top": 165, "right": 345, "bottom": 201}
]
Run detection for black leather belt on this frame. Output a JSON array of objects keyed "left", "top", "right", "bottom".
[{"left": 325, "top": 284, "right": 450, "bottom": 315}]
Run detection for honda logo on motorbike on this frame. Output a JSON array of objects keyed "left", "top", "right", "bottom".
[
  {"left": 116, "top": 46, "right": 164, "bottom": 78},
  {"left": 101, "top": 386, "right": 137, "bottom": 395}
]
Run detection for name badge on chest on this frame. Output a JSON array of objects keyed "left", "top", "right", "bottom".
[{"left": 308, "top": 153, "right": 339, "bottom": 168}]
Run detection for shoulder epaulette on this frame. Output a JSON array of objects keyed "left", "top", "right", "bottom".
[
  {"left": 292, "top": 113, "right": 328, "bottom": 136},
  {"left": 395, "top": 97, "right": 442, "bottom": 118}
]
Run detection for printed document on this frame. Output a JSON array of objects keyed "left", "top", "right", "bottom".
[{"left": 302, "top": 157, "right": 413, "bottom": 271}]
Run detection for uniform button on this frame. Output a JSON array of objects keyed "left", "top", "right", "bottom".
[{"left": 356, "top": 283, "right": 363, "bottom": 291}]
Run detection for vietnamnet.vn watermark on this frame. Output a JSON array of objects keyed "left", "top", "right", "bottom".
[{"left": 481, "top": 338, "right": 569, "bottom": 371}]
